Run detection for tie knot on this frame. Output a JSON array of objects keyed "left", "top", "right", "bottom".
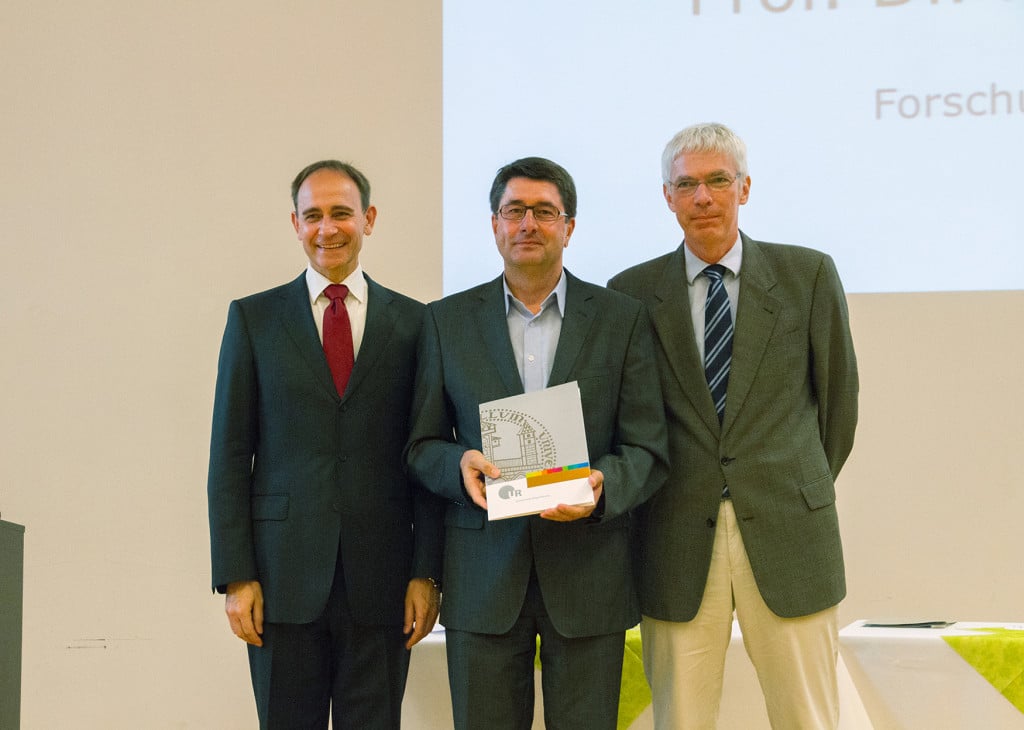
[
  {"left": 703, "top": 264, "right": 727, "bottom": 283},
  {"left": 324, "top": 284, "right": 349, "bottom": 303}
]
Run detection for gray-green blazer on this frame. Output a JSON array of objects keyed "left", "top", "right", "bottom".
[{"left": 609, "top": 234, "right": 858, "bottom": 620}]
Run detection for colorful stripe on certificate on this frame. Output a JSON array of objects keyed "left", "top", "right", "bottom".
[{"left": 525, "top": 463, "right": 591, "bottom": 488}]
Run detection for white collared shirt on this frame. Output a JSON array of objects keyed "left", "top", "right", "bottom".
[
  {"left": 683, "top": 236, "right": 743, "bottom": 362},
  {"left": 305, "top": 265, "right": 368, "bottom": 359}
]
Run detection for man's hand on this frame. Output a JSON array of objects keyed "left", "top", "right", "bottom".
[
  {"left": 459, "top": 449, "right": 499, "bottom": 510},
  {"left": 403, "top": 578, "right": 441, "bottom": 649},
  {"left": 540, "top": 469, "right": 604, "bottom": 522},
  {"left": 225, "top": 580, "right": 264, "bottom": 646}
]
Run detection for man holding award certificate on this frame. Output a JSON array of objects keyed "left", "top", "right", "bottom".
[{"left": 406, "top": 157, "right": 669, "bottom": 730}]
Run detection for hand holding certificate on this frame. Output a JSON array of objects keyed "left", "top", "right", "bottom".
[{"left": 478, "top": 382, "right": 594, "bottom": 520}]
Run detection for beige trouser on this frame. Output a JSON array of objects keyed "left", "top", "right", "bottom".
[{"left": 641, "top": 500, "right": 839, "bottom": 730}]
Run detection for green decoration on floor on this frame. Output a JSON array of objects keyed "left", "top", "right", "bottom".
[{"left": 619, "top": 628, "right": 653, "bottom": 728}]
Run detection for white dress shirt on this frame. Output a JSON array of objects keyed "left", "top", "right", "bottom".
[{"left": 305, "top": 264, "right": 368, "bottom": 359}]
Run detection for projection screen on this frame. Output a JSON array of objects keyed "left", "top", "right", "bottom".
[{"left": 443, "top": 0, "right": 1023, "bottom": 295}]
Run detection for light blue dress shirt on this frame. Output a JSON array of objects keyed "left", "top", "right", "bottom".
[{"left": 503, "top": 271, "right": 567, "bottom": 393}]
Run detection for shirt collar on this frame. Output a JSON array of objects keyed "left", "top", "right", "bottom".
[
  {"left": 503, "top": 269, "right": 567, "bottom": 317},
  {"left": 306, "top": 264, "right": 367, "bottom": 305},
  {"left": 683, "top": 234, "right": 744, "bottom": 284}
]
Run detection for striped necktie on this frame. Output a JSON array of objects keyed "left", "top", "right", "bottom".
[{"left": 703, "top": 264, "right": 733, "bottom": 424}]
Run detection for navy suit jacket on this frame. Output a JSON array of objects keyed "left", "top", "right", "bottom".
[
  {"left": 208, "top": 272, "right": 444, "bottom": 626},
  {"left": 405, "top": 271, "right": 668, "bottom": 638},
  {"left": 609, "top": 234, "right": 858, "bottom": 620}
]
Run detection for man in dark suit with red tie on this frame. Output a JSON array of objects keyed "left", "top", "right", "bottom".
[{"left": 207, "top": 160, "right": 444, "bottom": 729}]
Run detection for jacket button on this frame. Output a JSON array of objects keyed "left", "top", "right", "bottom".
[
  {"left": 720, "top": 456, "right": 734, "bottom": 466},
  {"left": 706, "top": 517, "right": 716, "bottom": 528}
]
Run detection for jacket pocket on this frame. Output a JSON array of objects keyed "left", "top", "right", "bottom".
[{"left": 800, "top": 476, "right": 836, "bottom": 511}]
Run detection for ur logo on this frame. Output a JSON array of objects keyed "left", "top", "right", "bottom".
[{"left": 497, "top": 484, "right": 522, "bottom": 500}]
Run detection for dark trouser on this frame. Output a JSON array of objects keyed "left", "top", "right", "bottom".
[
  {"left": 247, "top": 558, "right": 409, "bottom": 730},
  {"left": 446, "top": 574, "right": 624, "bottom": 730}
]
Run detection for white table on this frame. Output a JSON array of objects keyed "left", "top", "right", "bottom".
[{"left": 839, "top": 620, "right": 1024, "bottom": 729}]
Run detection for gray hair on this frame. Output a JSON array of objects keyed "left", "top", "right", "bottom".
[{"left": 661, "top": 122, "right": 748, "bottom": 183}]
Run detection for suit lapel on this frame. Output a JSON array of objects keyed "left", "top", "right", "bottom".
[
  {"left": 648, "top": 246, "right": 721, "bottom": 434},
  {"left": 276, "top": 273, "right": 339, "bottom": 400},
  {"left": 548, "top": 272, "right": 596, "bottom": 387},
  {"left": 475, "top": 276, "right": 524, "bottom": 396},
  {"left": 724, "top": 234, "right": 780, "bottom": 434},
  {"left": 341, "top": 275, "right": 395, "bottom": 403}
]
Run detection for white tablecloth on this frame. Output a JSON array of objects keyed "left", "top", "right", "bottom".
[{"left": 839, "top": 620, "right": 1024, "bottom": 729}]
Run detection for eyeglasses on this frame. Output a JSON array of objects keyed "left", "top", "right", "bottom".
[
  {"left": 670, "top": 174, "right": 738, "bottom": 196},
  {"left": 497, "top": 204, "right": 567, "bottom": 223}
]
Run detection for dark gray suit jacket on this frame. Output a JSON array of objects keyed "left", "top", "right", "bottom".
[
  {"left": 609, "top": 234, "right": 858, "bottom": 620},
  {"left": 207, "top": 272, "right": 444, "bottom": 626},
  {"left": 405, "top": 271, "right": 668, "bottom": 638}
]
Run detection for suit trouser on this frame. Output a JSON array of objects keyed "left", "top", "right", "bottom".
[
  {"left": 445, "top": 571, "right": 625, "bottom": 730},
  {"left": 641, "top": 500, "right": 839, "bottom": 730},
  {"left": 247, "top": 547, "right": 409, "bottom": 730}
]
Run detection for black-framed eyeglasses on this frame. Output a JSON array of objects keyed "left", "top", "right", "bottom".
[
  {"left": 670, "top": 174, "right": 738, "bottom": 196},
  {"left": 497, "top": 204, "right": 568, "bottom": 223}
]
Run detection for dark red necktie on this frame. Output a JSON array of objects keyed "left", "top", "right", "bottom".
[{"left": 323, "top": 284, "right": 354, "bottom": 396}]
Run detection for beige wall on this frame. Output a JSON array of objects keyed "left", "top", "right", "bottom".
[{"left": 1, "top": 2, "right": 1020, "bottom": 728}]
